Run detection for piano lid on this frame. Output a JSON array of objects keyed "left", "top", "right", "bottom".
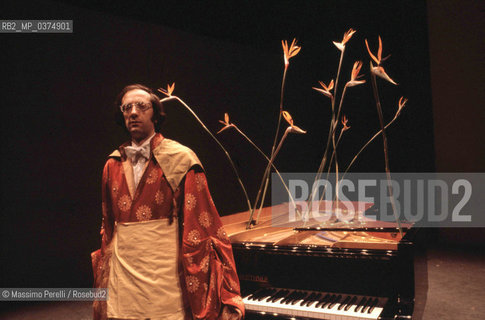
[{"left": 221, "top": 201, "right": 413, "bottom": 250}]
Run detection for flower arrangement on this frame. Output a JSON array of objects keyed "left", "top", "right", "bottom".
[{"left": 158, "top": 28, "right": 407, "bottom": 234}]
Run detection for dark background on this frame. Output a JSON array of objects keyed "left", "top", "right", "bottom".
[{"left": 1, "top": 0, "right": 483, "bottom": 297}]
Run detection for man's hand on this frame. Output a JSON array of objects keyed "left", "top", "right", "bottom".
[{"left": 221, "top": 304, "right": 243, "bottom": 320}]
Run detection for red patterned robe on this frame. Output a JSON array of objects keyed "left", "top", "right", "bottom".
[{"left": 91, "top": 133, "right": 244, "bottom": 319}]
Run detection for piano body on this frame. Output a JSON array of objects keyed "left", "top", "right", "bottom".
[{"left": 221, "top": 202, "right": 422, "bottom": 320}]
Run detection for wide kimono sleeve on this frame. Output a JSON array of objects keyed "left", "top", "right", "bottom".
[
  {"left": 91, "top": 160, "right": 116, "bottom": 320},
  {"left": 181, "top": 169, "right": 245, "bottom": 319}
]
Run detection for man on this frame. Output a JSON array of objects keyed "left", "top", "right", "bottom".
[{"left": 91, "top": 84, "right": 244, "bottom": 320}]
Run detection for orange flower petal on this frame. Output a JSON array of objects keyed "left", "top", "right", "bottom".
[
  {"left": 312, "top": 87, "right": 333, "bottom": 98},
  {"left": 378, "top": 36, "right": 383, "bottom": 62},
  {"left": 351, "top": 61, "right": 363, "bottom": 81},
  {"left": 342, "top": 115, "right": 350, "bottom": 131},
  {"left": 282, "top": 38, "right": 301, "bottom": 65},
  {"left": 158, "top": 83, "right": 175, "bottom": 97},
  {"left": 398, "top": 97, "right": 408, "bottom": 111},
  {"left": 365, "top": 39, "right": 380, "bottom": 65},
  {"left": 168, "top": 83, "right": 175, "bottom": 96},
  {"left": 217, "top": 126, "right": 231, "bottom": 134},
  {"left": 281, "top": 40, "right": 288, "bottom": 55},
  {"left": 343, "top": 28, "right": 356, "bottom": 44},
  {"left": 317, "top": 79, "right": 334, "bottom": 91},
  {"left": 290, "top": 45, "right": 301, "bottom": 58},
  {"left": 282, "top": 110, "right": 293, "bottom": 126}
]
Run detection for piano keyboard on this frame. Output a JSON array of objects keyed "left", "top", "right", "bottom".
[{"left": 243, "top": 287, "right": 387, "bottom": 320}]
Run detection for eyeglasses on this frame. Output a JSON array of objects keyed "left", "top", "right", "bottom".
[{"left": 120, "top": 101, "right": 151, "bottom": 113}]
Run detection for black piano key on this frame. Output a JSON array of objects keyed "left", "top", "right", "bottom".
[
  {"left": 291, "top": 291, "right": 308, "bottom": 305},
  {"left": 256, "top": 288, "right": 276, "bottom": 301},
  {"left": 315, "top": 293, "right": 331, "bottom": 308},
  {"left": 305, "top": 293, "right": 322, "bottom": 307},
  {"left": 285, "top": 290, "right": 299, "bottom": 304},
  {"left": 289, "top": 290, "right": 304, "bottom": 304},
  {"left": 247, "top": 288, "right": 265, "bottom": 301},
  {"left": 361, "top": 297, "right": 374, "bottom": 313},
  {"left": 328, "top": 294, "right": 342, "bottom": 309},
  {"left": 300, "top": 292, "right": 317, "bottom": 307},
  {"left": 344, "top": 296, "right": 357, "bottom": 311},
  {"left": 250, "top": 289, "right": 264, "bottom": 301},
  {"left": 278, "top": 290, "right": 292, "bottom": 303},
  {"left": 337, "top": 295, "right": 351, "bottom": 310},
  {"left": 321, "top": 294, "right": 337, "bottom": 309},
  {"left": 281, "top": 290, "right": 297, "bottom": 304},
  {"left": 301, "top": 292, "right": 316, "bottom": 306},
  {"left": 266, "top": 288, "right": 280, "bottom": 301},
  {"left": 268, "top": 289, "right": 289, "bottom": 303},
  {"left": 368, "top": 297, "right": 379, "bottom": 313},
  {"left": 264, "top": 289, "right": 279, "bottom": 302},
  {"left": 354, "top": 297, "right": 367, "bottom": 312},
  {"left": 279, "top": 296, "right": 289, "bottom": 304}
]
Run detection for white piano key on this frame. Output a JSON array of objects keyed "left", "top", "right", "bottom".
[{"left": 243, "top": 287, "right": 386, "bottom": 320}]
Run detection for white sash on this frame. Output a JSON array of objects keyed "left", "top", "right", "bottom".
[{"left": 107, "top": 219, "right": 186, "bottom": 320}]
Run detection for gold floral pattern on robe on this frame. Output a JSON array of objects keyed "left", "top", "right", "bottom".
[
  {"left": 135, "top": 205, "right": 152, "bottom": 221},
  {"left": 199, "top": 211, "right": 212, "bottom": 228},
  {"left": 146, "top": 168, "right": 158, "bottom": 184},
  {"left": 117, "top": 194, "right": 132, "bottom": 212},
  {"left": 155, "top": 190, "right": 164, "bottom": 205},
  {"left": 186, "top": 275, "right": 200, "bottom": 293},
  {"left": 185, "top": 193, "right": 196, "bottom": 211}
]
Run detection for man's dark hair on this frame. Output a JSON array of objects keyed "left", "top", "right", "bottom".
[{"left": 114, "top": 84, "right": 166, "bottom": 133}]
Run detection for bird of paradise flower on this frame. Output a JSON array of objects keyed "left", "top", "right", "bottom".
[
  {"left": 158, "top": 83, "right": 252, "bottom": 215},
  {"left": 365, "top": 36, "right": 403, "bottom": 234},
  {"left": 306, "top": 29, "right": 359, "bottom": 214},
  {"left": 218, "top": 112, "right": 306, "bottom": 226},
  {"left": 307, "top": 30, "right": 406, "bottom": 234},
  {"left": 249, "top": 38, "right": 302, "bottom": 227},
  {"left": 157, "top": 30, "right": 407, "bottom": 233}
]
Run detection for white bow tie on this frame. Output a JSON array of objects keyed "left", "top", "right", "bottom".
[{"left": 125, "top": 145, "right": 150, "bottom": 164}]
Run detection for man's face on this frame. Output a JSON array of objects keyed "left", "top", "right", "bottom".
[{"left": 121, "top": 89, "right": 156, "bottom": 144}]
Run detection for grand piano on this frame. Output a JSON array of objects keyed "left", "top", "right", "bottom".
[{"left": 221, "top": 201, "right": 424, "bottom": 320}]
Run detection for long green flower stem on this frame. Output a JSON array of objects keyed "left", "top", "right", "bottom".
[
  {"left": 307, "top": 83, "right": 348, "bottom": 215},
  {"left": 307, "top": 48, "right": 346, "bottom": 214},
  {"left": 330, "top": 84, "right": 350, "bottom": 206},
  {"left": 317, "top": 108, "right": 404, "bottom": 209},
  {"left": 160, "top": 95, "right": 252, "bottom": 215},
  {"left": 252, "top": 127, "right": 291, "bottom": 226},
  {"left": 341, "top": 109, "right": 403, "bottom": 178},
  {"left": 228, "top": 125, "right": 302, "bottom": 227},
  {"left": 254, "top": 64, "right": 289, "bottom": 225},
  {"left": 333, "top": 48, "right": 346, "bottom": 109},
  {"left": 369, "top": 68, "right": 403, "bottom": 236},
  {"left": 334, "top": 86, "right": 348, "bottom": 134},
  {"left": 318, "top": 128, "right": 347, "bottom": 204},
  {"left": 309, "top": 117, "right": 333, "bottom": 210},
  {"left": 331, "top": 117, "right": 339, "bottom": 205}
]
